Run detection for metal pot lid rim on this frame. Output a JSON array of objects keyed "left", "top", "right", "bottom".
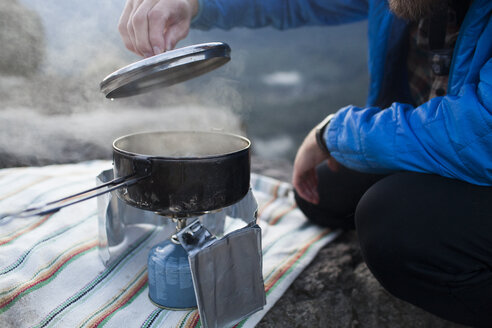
[
  {"left": 112, "top": 130, "right": 251, "bottom": 160},
  {"left": 100, "top": 42, "right": 231, "bottom": 98}
]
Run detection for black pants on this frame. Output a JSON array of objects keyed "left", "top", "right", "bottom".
[{"left": 294, "top": 163, "right": 492, "bottom": 327}]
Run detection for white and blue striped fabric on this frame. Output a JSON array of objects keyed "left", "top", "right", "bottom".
[{"left": 0, "top": 161, "right": 339, "bottom": 328}]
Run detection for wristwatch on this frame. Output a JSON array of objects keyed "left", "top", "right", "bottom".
[{"left": 315, "top": 114, "right": 334, "bottom": 155}]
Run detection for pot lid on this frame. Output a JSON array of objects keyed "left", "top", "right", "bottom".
[{"left": 100, "top": 42, "right": 231, "bottom": 98}]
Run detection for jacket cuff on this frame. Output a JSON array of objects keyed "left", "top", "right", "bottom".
[
  {"left": 190, "top": 0, "right": 213, "bottom": 30},
  {"left": 325, "top": 108, "right": 359, "bottom": 169}
]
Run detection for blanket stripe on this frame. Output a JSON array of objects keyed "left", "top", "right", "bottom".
[
  {"left": 0, "top": 176, "right": 51, "bottom": 201},
  {"left": 0, "top": 239, "right": 98, "bottom": 312},
  {"left": 257, "top": 183, "right": 280, "bottom": 217},
  {"left": 264, "top": 230, "right": 329, "bottom": 294},
  {"left": 149, "top": 311, "right": 171, "bottom": 328},
  {"left": 177, "top": 311, "right": 196, "bottom": 328},
  {"left": 0, "top": 214, "right": 53, "bottom": 246},
  {"left": 262, "top": 227, "right": 316, "bottom": 286},
  {"left": 267, "top": 203, "right": 297, "bottom": 225},
  {"left": 84, "top": 267, "right": 148, "bottom": 327},
  {"left": 185, "top": 311, "right": 200, "bottom": 328},
  {"left": 141, "top": 309, "right": 162, "bottom": 328},
  {"left": 0, "top": 177, "right": 98, "bottom": 245},
  {"left": 34, "top": 228, "right": 158, "bottom": 328},
  {"left": 144, "top": 310, "right": 170, "bottom": 328},
  {"left": 0, "top": 214, "right": 94, "bottom": 275}
]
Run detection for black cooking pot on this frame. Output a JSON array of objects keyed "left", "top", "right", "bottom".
[
  {"left": 112, "top": 131, "right": 251, "bottom": 216},
  {"left": 1, "top": 131, "right": 251, "bottom": 220}
]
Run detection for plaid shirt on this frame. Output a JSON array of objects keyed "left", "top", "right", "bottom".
[{"left": 407, "top": 6, "right": 462, "bottom": 106}]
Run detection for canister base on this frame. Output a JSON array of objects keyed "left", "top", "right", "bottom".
[{"left": 148, "top": 293, "right": 197, "bottom": 311}]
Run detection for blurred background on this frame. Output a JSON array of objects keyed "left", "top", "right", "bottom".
[{"left": 0, "top": 0, "right": 368, "bottom": 168}]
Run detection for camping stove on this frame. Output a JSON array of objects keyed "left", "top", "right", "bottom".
[{"left": 97, "top": 169, "right": 264, "bottom": 316}]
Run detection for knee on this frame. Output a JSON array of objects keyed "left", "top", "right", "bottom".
[
  {"left": 354, "top": 174, "right": 428, "bottom": 296},
  {"left": 294, "top": 189, "right": 355, "bottom": 230},
  {"left": 355, "top": 194, "right": 401, "bottom": 293}
]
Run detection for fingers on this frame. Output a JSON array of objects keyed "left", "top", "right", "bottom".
[
  {"left": 292, "top": 129, "right": 326, "bottom": 204},
  {"left": 293, "top": 168, "right": 319, "bottom": 204},
  {"left": 132, "top": 0, "right": 161, "bottom": 57},
  {"left": 163, "top": 19, "right": 190, "bottom": 50},
  {"left": 119, "top": 0, "right": 163, "bottom": 57},
  {"left": 303, "top": 170, "right": 320, "bottom": 204},
  {"left": 147, "top": 4, "right": 169, "bottom": 54},
  {"left": 127, "top": 3, "right": 141, "bottom": 55},
  {"left": 118, "top": 0, "right": 193, "bottom": 57},
  {"left": 157, "top": 0, "right": 192, "bottom": 51},
  {"left": 119, "top": 0, "right": 146, "bottom": 56},
  {"left": 118, "top": 0, "right": 136, "bottom": 54}
]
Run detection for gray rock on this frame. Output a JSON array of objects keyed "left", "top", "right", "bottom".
[{"left": 0, "top": 0, "right": 44, "bottom": 76}]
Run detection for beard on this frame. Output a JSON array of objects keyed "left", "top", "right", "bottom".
[{"left": 388, "top": 0, "right": 448, "bottom": 21}]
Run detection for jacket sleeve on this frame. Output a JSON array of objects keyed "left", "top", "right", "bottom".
[
  {"left": 191, "top": 0, "right": 368, "bottom": 30},
  {"left": 325, "top": 57, "right": 492, "bottom": 186}
]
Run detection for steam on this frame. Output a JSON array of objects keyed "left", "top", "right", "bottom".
[
  {"left": 19, "top": 0, "right": 129, "bottom": 75},
  {"left": 0, "top": 106, "right": 244, "bottom": 167},
  {"left": 0, "top": 0, "right": 248, "bottom": 169},
  {"left": 115, "top": 131, "right": 249, "bottom": 158},
  {"left": 4, "top": 0, "right": 246, "bottom": 129}
]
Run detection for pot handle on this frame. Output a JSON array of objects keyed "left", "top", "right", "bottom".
[{"left": 0, "top": 158, "right": 152, "bottom": 221}]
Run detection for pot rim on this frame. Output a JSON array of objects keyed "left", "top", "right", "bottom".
[{"left": 112, "top": 130, "right": 251, "bottom": 160}]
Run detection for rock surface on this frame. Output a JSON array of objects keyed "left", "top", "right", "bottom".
[{"left": 0, "top": 0, "right": 44, "bottom": 76}]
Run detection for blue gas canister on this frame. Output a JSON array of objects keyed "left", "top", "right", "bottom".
[{"left": 147, "top": 239, "right": 197, "bottom": 309}]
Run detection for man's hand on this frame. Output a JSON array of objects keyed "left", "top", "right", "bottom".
[
  {"left": 118, "top": 0, "right": 199, "bottom": 57},
  {"left": 292, "top": 128, "right": 340, "bottom": 204}
]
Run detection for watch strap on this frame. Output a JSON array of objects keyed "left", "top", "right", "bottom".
[{"left": 315, "top": 114, "right": 334, "bottom": 155}]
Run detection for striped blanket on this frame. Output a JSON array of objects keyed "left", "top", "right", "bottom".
[{"left": 0, "top": 161, "right": 339, "bottom": 327}]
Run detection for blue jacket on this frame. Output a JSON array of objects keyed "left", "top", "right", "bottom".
[{"left": 192, "top": 0, "right": 492, "bottom": 186}]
